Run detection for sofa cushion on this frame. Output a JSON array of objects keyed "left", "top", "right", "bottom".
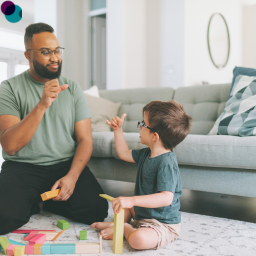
[
  {"left": 85, "top": 94, "right": 121, "bottom": 132},
  {"left": 110, "top": 132, "right": 256, "bottom": 170},
  {"left": 173, "top": 83, "right": 231, "bottom": 135},
  {"left": 229, "top": 66, "right": 256, "bottom": 98},
  {"left": 112, "top": 133, "right": 147, "bottom": 159},
  {"left": 209, "top": 75, "right": 256, "bottom": 136},
  {"left": 91, "top": 132, "right": 114, "bottom": 157},
  {"left": 175, "top": 134, "right": 256, "bottom": 169},
  {"left": 100, "top": 88, "right": 175, "bottom": 133}
]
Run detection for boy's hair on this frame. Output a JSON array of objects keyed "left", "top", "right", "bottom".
[
  {"left": 143, "top": 100, "right": 192, "bottom": 150},
  {"left": 24, "top": 23, "right": 54, "bottom": 49}
]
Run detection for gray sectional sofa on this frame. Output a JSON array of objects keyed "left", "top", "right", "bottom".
[{"left": 88, "top": 84, "right": 256, "bottom": 197}]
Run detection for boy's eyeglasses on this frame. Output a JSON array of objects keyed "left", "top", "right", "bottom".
[
  {"left": 27, "top": 47, "right": 65, "bottom": 59},
  {"left": 137, "top": 120, "right": 171, "bottom": 148},
  {"left": 137, "top": 120, "right": 158, "bottom": 133}
]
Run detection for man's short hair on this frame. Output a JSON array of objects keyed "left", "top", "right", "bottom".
[
  {"left": 143, "top": 100, "right": 192, "bottom": 150},
  {"left": 24, "top": 23, "right": 54, "bottom": 49}
]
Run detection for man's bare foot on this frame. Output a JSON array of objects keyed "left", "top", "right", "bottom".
[
  {"left": 91, "top": 222, "right": 114, "bottom": 230},
  {"left": 100, "top": 227, "right": 114, "bottom": 240}
]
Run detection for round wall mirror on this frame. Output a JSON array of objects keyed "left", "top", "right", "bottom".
[{"left": 207, "top": 13, "right": 230, "bottom": 68}]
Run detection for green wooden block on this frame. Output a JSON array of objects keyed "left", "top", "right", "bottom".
[
  {"left": 79, "top": 230, "right": 87, "bottom": 240},
  {"left": 57, "top": 220, "right": 69, "bottom": 230},
  {"left": 0, "top": 237, "right": 10, "bottom": 255}
]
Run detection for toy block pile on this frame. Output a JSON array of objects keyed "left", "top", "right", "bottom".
[{"left": 0, "top": 225, "right": 102, "bottom": 255}]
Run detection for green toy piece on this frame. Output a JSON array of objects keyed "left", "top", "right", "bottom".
[
  {"left": 57, "top": 220, "right": 69, "bottom": 230},
  {"left": 79, "top": 230, "right": 87, "bottom": 240},
  {"left": 0, "top": 237, "right": 10, "bottom": 255}
]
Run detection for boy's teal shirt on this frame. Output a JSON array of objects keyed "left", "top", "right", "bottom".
[
  {"left": 132, "top": 148, "right": 182, "bottom": 224},
  {"left": 0, "top": 70, "right": 91, "bottom": 166}
]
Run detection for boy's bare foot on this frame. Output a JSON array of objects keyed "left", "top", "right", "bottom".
[
  {"left": 100, "top": 227, "right": 114, "bottom": 240},
  {"left": 91, "top": 222, "right": 114, "bottom": 230}
]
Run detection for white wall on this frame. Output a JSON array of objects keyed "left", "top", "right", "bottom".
[
  {"left": 121, "top": 0, "right": 147, "bottom": 89},
  {"left": 34, "top": 0, "right": 57, "bottom": 35},
  {"left": 242, "top": 4, "right": 256, "bottom": 68},
  {"left": 56, "top": 0, "right": 90, "bottom": 90},
  {"left": 106, "top": 0, "right": 122, "bottom": 90},
  {"left": 159, "top": 0, "right": 184, "bottom": 88},
  {"left": 184, "top": 0, "right": 242, "bottom": 86}
]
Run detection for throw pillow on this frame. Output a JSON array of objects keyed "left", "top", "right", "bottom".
[
  {"left": 84, "top": 94, "right": 121, "bottom": 132},
  {"left": 209, "top": 75, "right": 256, "bottom": 136},
  {"left": 228, "top": 66, "right": 256, "bottom": 98},
  {"left": 83, "top": 85, "right": 100, "bottom": 97}
]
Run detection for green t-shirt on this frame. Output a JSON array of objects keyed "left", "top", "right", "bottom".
[
  {"left": 0, "top": 70, "right": 91, "bottom": 165},
  {"left": 132, "top": 148, "right": 182, "bottom": 224}
]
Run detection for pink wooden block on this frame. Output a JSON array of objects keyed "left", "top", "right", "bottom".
[
  {"left": 6, "top": 244, "right": 17, "bottom": 256},
  {"left": 12, "top": 230, "right": 56, "bottom": 234},
  {"left": 24, "top": 231, "right": 39, "bottom": 241},
  {"left": 25, "top": 244, "right": 34, "bottom": 255},
  {"left": 29, "top": 234, "right": 46, "bottom": 245}
]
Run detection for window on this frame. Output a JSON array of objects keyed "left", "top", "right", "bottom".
[
  {"left": 0, "top": 61, "right": 8, "bottom": 84},
  {"left": 0, "top": 29, "right": 28, "bottom": 83},
  {"left": 0, "top": 29, "right": 25, "bottom": 51}
]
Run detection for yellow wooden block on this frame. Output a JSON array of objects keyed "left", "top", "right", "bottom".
[
  {"left": 14, "top": 246, "right": 25, "bottom": 256},
  {"left": 99, "top": 194, "right": 114, "bottom": 201},
  {"left": 75, "top": 243, "right": 100, "bottom": 254},
  {"left": 113, "top": 209, "right": 124, "bottom": 254},
  {"left": 41, "top": 189, "right": 60, "bottom": 201},
  {"left": 33, "top": 244, "right": 42, "bottom": 255}
]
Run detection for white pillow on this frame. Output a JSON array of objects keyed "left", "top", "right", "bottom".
[
  {"left": 84, "top": 85, "right": 100, "bottom": 97},
  {"left": 85, "top": 94, "right": 121, "bottom": 132}
]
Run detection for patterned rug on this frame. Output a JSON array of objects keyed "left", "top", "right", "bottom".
[{"left": 1, "top": 202, "right": 256, "bottom": 256}]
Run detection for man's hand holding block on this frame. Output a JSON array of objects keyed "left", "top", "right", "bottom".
[{"left": 41, "top": 189, "right": 60, "bottom": 201}]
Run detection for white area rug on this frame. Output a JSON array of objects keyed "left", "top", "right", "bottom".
[{"left": 1, "top": 202, "right": 256, "bottom": 256}]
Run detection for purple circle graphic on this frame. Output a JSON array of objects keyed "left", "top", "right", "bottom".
[
  {"left": 1, "top": 1, "right": 14, "bottom": 14},
  {"left": 5, "top": 4, "right": 15, "bottom": 15}
]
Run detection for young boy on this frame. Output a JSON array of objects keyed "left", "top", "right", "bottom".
[{"left": 91, "top": 100, "right": 192, "bottom": 250}]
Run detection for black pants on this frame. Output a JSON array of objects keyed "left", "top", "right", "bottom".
[{"left": 0, "top": 159, "right": 108, "bottom": 235}]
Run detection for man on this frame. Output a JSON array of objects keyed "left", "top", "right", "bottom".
[{"left": 0, "top": 23, "right": 108, "bottom": 235}]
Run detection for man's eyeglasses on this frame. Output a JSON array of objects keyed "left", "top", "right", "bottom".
[
  {"left": 27, "top": 47, "right": 65, "bottom": 59},
  {"left": 137, "top": 120, "right": 158, "bottom": 133}
]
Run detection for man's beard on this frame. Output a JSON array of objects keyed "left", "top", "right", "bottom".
[{"left": 33, "top": 59, "right": 62, "bottom": 80}]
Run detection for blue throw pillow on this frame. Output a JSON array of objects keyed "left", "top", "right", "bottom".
[{"left": 229, "top": 66, "right": 256, "bottom": 98}]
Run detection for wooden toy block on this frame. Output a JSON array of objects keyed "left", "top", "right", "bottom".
[
  {"left": 42, "top": 244, "right": 51, "bottom": 255},
  {"left": 75, "top": 243, "right": 99, "bottom": 254},
  {"left": 57, "top": 220, "right": 69, "bottom": 230},
  {"left": 14, "top": 246, "right": 25, "bottom": 256},
  {"left": 25, "top": 244, "right": 34, "bottom": 255},
  {"left": 38, "top": 232, "right": 59, "bottom": 241},
  {"left": 6, "top": 244, "right": 17, "bottom": 256},
  {"left": 8, "top": 239, "right": 25, "bottom": 246},
  {"left": 52, "top": 230, "right": 65, "bottom": 241},
  {"left": 40, "top": 189, "right": 60, "bottom": 201},
  {"left": 79, "top": 230, "right": 87, "bottom": 240},
  {"left": 12, "top": 230, "right": 56, "bottom": 234},
  {"left": 24, "top": 231, "right": 38, "bottom": 241},
  {"left": 0, "top": 237, "right": 10, "bottom": 255},
  {"left": 113, "top": 208, "right": 125, "bottom": 254},
  {"left": 99, "top": 194, "right": 114, "bottom": 201},
  {"left": 50, "top": 244, "right": 75, "bottom": 254},
  {"left": 33, "top": 244, "right": 42, "bottom": 255},
  {"left": 29, "top": 234, "right": 46, "bottom": 245},
  {"left": 99, "top": 234, "right": 102, "bottom": 253}
]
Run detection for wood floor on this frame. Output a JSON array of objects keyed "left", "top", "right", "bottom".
[{"left": 98, "top": 179, "right": 256, "bottom": 223}]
